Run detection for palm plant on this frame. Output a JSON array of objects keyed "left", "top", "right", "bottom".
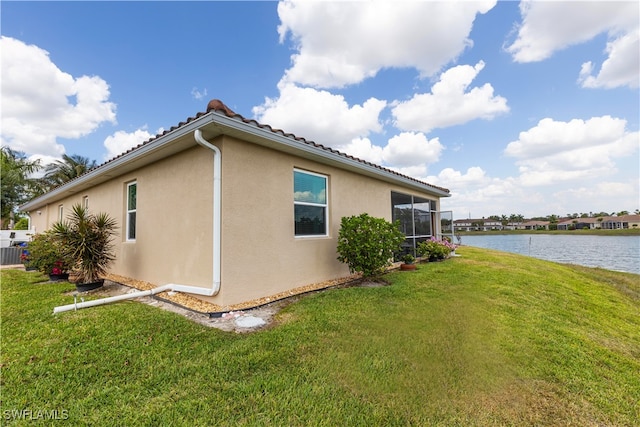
[
  {"left": 43, "top": 154, "right": 97, "bottom": 189},
  {"left": 51, "top": 204, "right": 118, "bottom": 284},
  {"left": 1, "top": 147, "right": 43, "bottom": 226}
]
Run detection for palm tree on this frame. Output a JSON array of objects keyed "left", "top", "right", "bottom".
[
  {"left": 1, "top": 147, "right": 42, "bottom": 227},
  {"left": 42, "top": 154, "right": 98, "bottom": 189}
]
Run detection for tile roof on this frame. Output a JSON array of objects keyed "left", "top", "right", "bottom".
[{"left": 32, "top": 99, "right": 451, "bottom": 198}]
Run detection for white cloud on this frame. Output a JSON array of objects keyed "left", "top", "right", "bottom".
[
  {"left": 335, "top": 137, "right": 384, "bottom": 165},
  {"left": 103, "top": 128, "right": 156, "bottom": 160},
  {"left": 506, "top": 1, "right": 639, "bottom": 89},
  {"left": 551, "top": 180, "right": 640, "bottom": 214},
  {"left": 429, "top": 167, "right": 530, "bottom": 216},
  {"left": 578, "top": 29, "right": 640, "bottom": 89},
  {"left": 333, "top": 132, "right": 442, "bottom": 178},
  {"left": 277, "top": 0, "right": 496, "bottom": 88},
  {"left": 382, "top": 132, "right": 443, "bottom": 167},
  {"left": 0, "top": 36, "right": 117, "bottom": 157},
  {"left": 392, "top": 62, "right": 509, "bottom": 132},
  {"left": 252, "top": 82, "right": 386, "bottom": 147},
  {"left": 191, "top": 87, "right": 208, "bottom": 100},
  {"left": 504, "top": 116, "right": 639, "bottom": 186}
]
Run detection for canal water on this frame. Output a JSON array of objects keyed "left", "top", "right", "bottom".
[{"left": 458, "top": 234, "right": 640, "bottom": 275}]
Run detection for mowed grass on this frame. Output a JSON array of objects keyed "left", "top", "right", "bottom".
[{"left": 1, "top": 246, "right": 638, "bottom": 426}]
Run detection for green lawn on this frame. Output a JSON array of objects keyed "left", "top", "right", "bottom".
[{"left": 2, "top": 247, "right": 639, "bottom": 426}]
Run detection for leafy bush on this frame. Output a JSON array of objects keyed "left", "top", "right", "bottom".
[
  {"left": 25, "top": 231, "right": 71, "bottom": 274},
  {"left": 417, "top": 237, "right": 456, "bottom": 261},
  {"left": 401, "top": 254, "right": 415, "bottom": 265},
  {"left": 337, "top": 213, "right": 406, "bottom": 277},
  {"left": 13, "top": 217, "right": 29, "bottom": 230}
]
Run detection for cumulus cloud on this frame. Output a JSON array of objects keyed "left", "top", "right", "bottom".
[
  {"left": 346, "top": 132, "right": 444, "bottom": 179},
  {"left": 392, "top": 61, "right": 509, "bottom": 132},
  {"left": 506, "top": 1, "right": 639, "bottom": 89},
  {"left": 578, "top": 29, "right": 639, "bottom": 89},
  {"left": 252, "top": 83, "right": 386, "bottom": 147},
  {"left": 382, "top": 132, "right": 443, "bottom": 167},
  {"left": 504, "top": 116, "right": 639, "bottom": 186},
  {"left": 335, "top": 137, "right": 384, "bottom": 165},
  {"left": 0, "top": 36, "right": 117, "bottom": 157},
  {"left": 328, "top": 132, "right": 443, "bottom": 179},
  {"left": 428, "top": 166, "right": 529, "bottom": 216},
  {"left": 551, "top": 179, "right": 639, "bottom": 214},
  {"left": 103, "top": 128, "right": 156, "bottom": 160},
  {"left": 277, "top": 0, "right": 496, "bottom": 88}
]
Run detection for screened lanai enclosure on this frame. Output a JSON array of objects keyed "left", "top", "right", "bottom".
[{"left": 391, "top": 191, "right": 454, "bottom": 257}]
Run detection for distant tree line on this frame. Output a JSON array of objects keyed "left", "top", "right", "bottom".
[{"left": 486, "top": 210, "right": 639, "bottom": 227}]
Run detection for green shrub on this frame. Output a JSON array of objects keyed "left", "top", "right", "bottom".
[
  {"left": 13, "top": 217, "right": 29, "bottom": 230},
  {"left": 24, "top": 231, "right": 71, "bottom": 274},
  {"left": 337, "top": 213, "right": 406, "bottom": 278}
]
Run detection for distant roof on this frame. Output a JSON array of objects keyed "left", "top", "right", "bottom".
[{"left": 21, "top": 99, "right": 450, "bottom": 211}]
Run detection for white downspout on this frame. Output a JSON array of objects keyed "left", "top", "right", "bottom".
[
  {"left": 53, "top": 129, "right": 222, "bottom": 314},
  {"left": 168, "top": 129, "right": 222, "bottom": 296},
  {"left": 53, "top": 285, "right": 173, "bottom": 314}
]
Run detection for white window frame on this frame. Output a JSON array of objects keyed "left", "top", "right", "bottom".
[
  {"left": 126, "top": 181, "right": 137, "bottom": 241},
  {"left": 82, "top": 196, "right": 89, "bottom": 210},
  {"left": 294, "top": 169, "right": 328, "bottom": 238},
  {"left": 58, "top": 205, "right": 64, "bottom": 221}
]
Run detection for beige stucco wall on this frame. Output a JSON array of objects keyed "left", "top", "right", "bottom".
[
  {"left": 26, "top": 135, "right": 443, "bottom": 307},
  {"left": 26, "top": 146, "right": 214, "bottom": 290},
  {"left": 213, "top": 135, "right": 442, "bottom": 306}
]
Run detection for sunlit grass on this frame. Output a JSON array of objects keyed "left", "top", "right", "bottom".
[{"left": 1, "top": 246, "right": 638, "bottom": 425}]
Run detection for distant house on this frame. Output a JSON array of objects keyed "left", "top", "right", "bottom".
[
  {"left": 519, "top": 220, "right": 550, "bottom": 230},
  {"left": 600, "top": 214, "right": 640, "bottom": 229},
  {"left": 557, "top": 215, "right": 640, "bottom": 230},
  {"left": 453, "top": 218, "right": 502, "bottom": 232},
  {"left": 20, "top": 100, "right": 451, "bottom": 307}
]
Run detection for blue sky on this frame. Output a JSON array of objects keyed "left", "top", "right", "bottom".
[{"left": 2, "top": 1, "right": 638, "bottom": 219}]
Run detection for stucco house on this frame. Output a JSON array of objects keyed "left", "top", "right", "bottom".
[
  {"left": 21, "top": 100, "right": 451, "bottom": 308},
  {"left": 557, "top": 214, "right": 640, "bottom": 230},
  {"left": 519, "top": 220, "right": 550, "bottom": 230}
]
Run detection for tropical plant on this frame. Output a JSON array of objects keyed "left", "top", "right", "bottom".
[
  {"left": 1, "top": 147, "right": 43, "bottom": 227},
  {"left": 336, "top": 213, "right": 406, "bottom": 278},
  {"left": 51, "top": 204, "right": 118, "bottom": 284},
  {"left": 24, "top": 231, "right": 71, "bottom": 275},
  {"left": 42, "top": 154, "right": 97, "bottom": 190}
]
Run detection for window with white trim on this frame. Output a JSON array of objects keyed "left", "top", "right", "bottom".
[
  {"left": 126, "top": 182, "right": 137, "bottom": 241},
  {"left": 58, "top": 205, "right": 64, "bottom": 221},
  {"left": 83, "top": 196, "right": 89, "bottom": 210},
  {"left": 294, "top": 169, "right": 327, "bottom": 236}
]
